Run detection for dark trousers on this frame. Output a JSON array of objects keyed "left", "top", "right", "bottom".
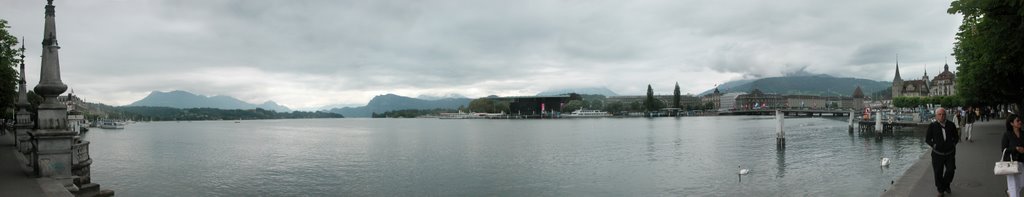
[{"left": 932, "top": 153, "right": 956, "bottom": 192}]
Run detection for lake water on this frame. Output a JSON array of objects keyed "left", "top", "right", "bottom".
[{"left": 82, "top": 116, "right": 929, "bottom": 196}]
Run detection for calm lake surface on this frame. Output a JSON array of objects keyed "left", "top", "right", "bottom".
[{"left": 82, "top": 116, "right": 929, "bottom": 196}]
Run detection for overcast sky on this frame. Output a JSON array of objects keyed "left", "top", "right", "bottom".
[{"left": 0, "top": 0, "right": 962, "bottom": 110}]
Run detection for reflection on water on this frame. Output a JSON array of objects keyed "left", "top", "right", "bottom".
[
  {"left": 83, "top": 116, "right": 929, "bottom": 196},
  {"left": 776, "top": 148, "right": 785, "bottom": 178}
]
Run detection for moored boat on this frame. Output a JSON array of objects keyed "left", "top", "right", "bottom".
[
  {"left": 98, "top": 120, "right": 126, "bottom": 129},
  {"left": 563, "top": 108, "right": 612, "bottom": 118}
]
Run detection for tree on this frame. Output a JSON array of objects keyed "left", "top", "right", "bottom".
[
  {"left": 467, "top": 98, "right": 495, "bottom": 113},
  {"left": 645, "top": 84, "right": 656, "bottom": 111},
  {"left": 562, "top": 100, "right": 585, "bottom": 112},
  {"left": 893, "top": 97, "right": 909, "bottom": 108},
  {"left": 704, "top": 101, "right": 715, "bottom": 110},
  {"left": 493, "top": 101, "right": 510, "bottom": 113},
  {"left": 948, "top": 0, "right": 1024, "bottom": 109},
  {"left": 940, "top": 95, "right": 964, "bottom": 108},
  {"left": 604, "top": 101, "right": 624, "bottom": 114},
  {"left": 0, "top": 20, "right": 21, "bottom": 118},
  {"left": 629, "top": 101, "right": 643, "bottom": 112},
  {"left": 584, "top": 99, "right": 604, "bottom": 110},
  {"left": 673, "top": 82, "right": 681, "bottom": 108}
]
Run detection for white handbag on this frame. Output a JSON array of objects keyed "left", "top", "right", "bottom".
[{"left": 995, "top": 148, "right": 1020, "bottom": 175}]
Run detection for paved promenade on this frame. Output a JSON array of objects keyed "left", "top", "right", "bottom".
[
  {"left": 0, "top": 145, "right": 48, "bottom": 197},
  {"left": 884, "top": 119, "right": 1010, "bottom": 196},
  {"left": 0, "top": 144, "right": 74, "bottom": 197}
]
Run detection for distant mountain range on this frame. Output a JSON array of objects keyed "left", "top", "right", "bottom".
[
  {"left": 699, "top": 74, "right": 891, "bottom": 97},
  {"left": 327, "top": 94, "right": 471, "bottom": 117},
  {"left": 415, "top": 93, "right": 468, "bottom": 100},
  {"left": 127, "top": 90, "right": 292, "bottom": 112},
  {"left": 536, "top": 87, "right": 618, "bottom": 96}
]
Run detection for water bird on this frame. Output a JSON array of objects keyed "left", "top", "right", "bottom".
[
  {"left": 738, "top": 166, "right": 750, "bottom": 175},
  {"left": 880, "top": 157, "right": 891, "bottom": 167}
]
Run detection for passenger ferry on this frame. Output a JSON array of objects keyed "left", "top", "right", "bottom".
[
  {"left": 563, "top": 108, "right": 612, "bottom": 118},
  {"left": 98, "top": 120, "right": 126, "bottom": 129}
]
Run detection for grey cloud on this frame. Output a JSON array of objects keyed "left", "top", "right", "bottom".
[
  {"left": 0, "top": 0, "right": 962, "bottom": 107},
  {"left": 848, "top": 41, "right": 923, "bottom": 65}
]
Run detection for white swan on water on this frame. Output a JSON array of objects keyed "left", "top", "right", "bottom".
[
  {"left": 881, "top": 157, "right": 891, "bottom": 167},
  {"left": 738, "top": 166, "right": 750, "bottom": 175}
]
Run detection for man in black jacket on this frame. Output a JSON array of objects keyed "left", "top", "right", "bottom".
[
  {"left": 926, "top": 107, "right": 959, "bottom": 195},
  {"left": 966, "top": 107, "right": 976, "bottom": 142}
]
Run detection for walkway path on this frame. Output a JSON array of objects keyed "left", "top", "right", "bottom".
[
  {"left": 0, "top": 145, "right": 47, "bottom": 197},
  {"left": 884, "top": 119, "right": 1010, "bottom": 196}
]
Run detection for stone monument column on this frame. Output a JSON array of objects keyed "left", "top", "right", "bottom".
[
  {"left": 14, "top": 40, "right": 36, "bottom": 173},
  {"left": 32, "top": 0, "right": 76, "bottom": 180}
]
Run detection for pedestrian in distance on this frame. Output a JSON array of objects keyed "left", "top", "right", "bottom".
[
  {"left": 926, "top": 107, "right": 959, "bottom": 196},
  {"left": 967, "top": 107, "right": 976, "bottom": 142}
]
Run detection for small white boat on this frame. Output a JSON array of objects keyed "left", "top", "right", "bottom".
[
  {"left": 880, "top": 157, "right": 890, "bottom": 167},
  {"left": 563, "top": 108, "right": 612, "bottom": 118}
]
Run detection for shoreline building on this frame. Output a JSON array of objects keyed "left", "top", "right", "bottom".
[
  {"left": 892, "top": 60, "right": 956, "bottom": 97},
  {"left": 735, "top": 89, "right": 785, "bottom": 109},
  {"left": 701, "top": 87, "right": 722, "bottom": 110},
  {"left": 709, "top": 87, "right": 865, "bottom": 112},
  {"left": 498, "top": 94, "right": 581, "bottom": 115}
]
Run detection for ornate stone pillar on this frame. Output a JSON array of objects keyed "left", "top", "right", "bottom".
[
  {"left": 14, "top": 39, "right": 36, "bottom": 173},
  {"left": 32, "top": 0, "right": 75, "bottom": 181}
]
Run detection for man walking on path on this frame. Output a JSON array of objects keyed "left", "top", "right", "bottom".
[
  {"left": 926, "top": 107, "right": 959, "bottom": 196},
  {"left": 966, "top": 107, "right": 976, "bottom": 142}
]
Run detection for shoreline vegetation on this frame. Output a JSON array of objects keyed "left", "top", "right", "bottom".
[
  {"left": 83, "top": 104, "right": 344, "bottom": 121},
  {"left": 12, "top": 90, "right": 344, "bottom": 121}
]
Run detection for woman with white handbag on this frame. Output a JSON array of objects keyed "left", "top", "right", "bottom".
[{"left": 1000, "top": 115, "right": 1024, "bottom": 196}]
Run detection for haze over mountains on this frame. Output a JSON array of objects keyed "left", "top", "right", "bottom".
[
  {"left": 127, "top": 90, "right": 292, "bottom": 112},
  {"left": 536, "top": 87, "right": 618, "bottom": 96},
  {"left": 698, "top": 74, "right": 890, "bottom": 97},
  {"left": 327, "top": 94, "right": 471, "bottom": 117},
  {"left": 126, "top": 74, "right": 890, "bottom": 118}
]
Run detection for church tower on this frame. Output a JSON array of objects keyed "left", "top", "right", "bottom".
[
  {"left": 892, "top": 57, "right": 903, "bottom": 98},
  {"left": 922, "top": 65, "right": 929, "bottom": 96}
]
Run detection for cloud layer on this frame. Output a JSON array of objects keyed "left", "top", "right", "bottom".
[{"left": 0, "top": 0, "right": 962, "bottom": 109}]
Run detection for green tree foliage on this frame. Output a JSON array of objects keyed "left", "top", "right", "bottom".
[
  {"left": 0, "top": 20, "right": 20, "bottom": 117},
  {"left": 372, "top": 108, "right": 457, "bottom": 118},
  {"left": 604, "top": 101, "right": 624, "bottom": 113},
  {"left": 116, "top": 106, "right": 343, "bottom": 121},
  {"left": 576, "top": 94, "right": 606, "bottom": 110},
  {"left": 645, "top": 84, "right": 656, "bottom": 111},
  {"left": 893, "top": 96, "right": 966, "bottom": 108},
  {"left": 673, "top": 82, "right": 681, "bottom": 108},
  {"left": 494, "top": 100, "right": 510, "bottom": 113},
  {"left": 467, "top": 98, "right": 494, "bottom": 113},
  {"left": 586, "top": 99, "right": 604, "bottom": 110},
  {"left": 467, "top": 98, "right": 508, "bottom": 113},
  {"left": 948, "top": 0, "right": 1024, "bottom": 107},
  {"left": 562, "top": 100, "right": 585, "bottom": 112},
  {"left": 704, "top": 102, "right": 715, "bottom": 110},
  {"left": 940, "top": 95, "right": 965, "bottom": 107},
  {"left": 629, "top": 101, "right": 643, "bottom": 112}
]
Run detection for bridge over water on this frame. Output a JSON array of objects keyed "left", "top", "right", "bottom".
[{"left": 719, "top": 109, "right": 854, "bottom": 117}]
